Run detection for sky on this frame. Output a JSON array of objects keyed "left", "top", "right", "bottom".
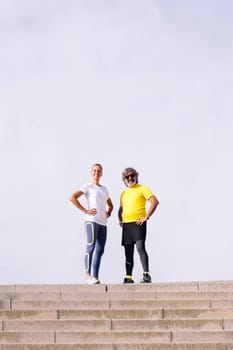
[{"left": 1, "top": 0, "right": 233, "bottom": 285}]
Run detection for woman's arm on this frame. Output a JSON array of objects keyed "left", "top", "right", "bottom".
[
  {"left": 69, "top": 190, "right": 97, "bottom": 216},
  {"left": 106, "top": 198, "right": 114, "bottom": 218}
]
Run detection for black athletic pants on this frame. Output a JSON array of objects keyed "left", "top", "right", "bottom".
[{"left": 124, "top": 240, "right": 149, "bottom": 276}]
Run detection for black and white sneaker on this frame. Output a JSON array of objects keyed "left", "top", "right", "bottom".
[{"left": 140, "top": 272, "right": 152, "bottom": 283}]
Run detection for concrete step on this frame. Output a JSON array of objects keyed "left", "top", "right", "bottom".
[
  {"left": 2, "top": 290, "right": 233, "bottom": 302},
  {"left": 0, "top": 308, "right": 163, "bottom": 320},
  {"left": 10, "top": 300, "right": 110, "bottom": 310},
  {"left": 3, "top": 291, "right": 233, "bottom": 301},
  {"left": 7, "top": 299, "right": 216, "bottom": 309},
  {"left": 55, "top": 330, "right": 233, "bottom": 343},
  {"left": 1, "top": 330, "right": 233, "bottom": 344},
  {"left": 2, "top": 298, "right": 233, "bottom": 311},
  {"left": 116, "top": 345, "right": 233, "bottom": 350},
  {"left": 0, "top": 310, "right": 58, "bottom": 320},
  {"left": 0, "top": 345, "right": 113, "bottom": 350},
  {"left": 1, "top": 344, "right": 233, "bottom": 350},
  {"left": 0, "top": 285, "right": 107, "bottom": 293},
  {"left": 107, "top": 281, "right": 233, "bottom": 292},
  {"left": 164, "top": 308, "right": 233, "bottom": 319},
  {"left": 112, "top": 318, "right": 226, "bottom": 331},
  {"left": 157, "top": 291, "right": 233, "bottom": 299},
  {"left": 2, "top": 319, "right": 112, "bottom": 331},
  {"left": 0, "top": 331, "right": 54, "bottom": 344},
  {"left": 1, "top": 318, "right": 230, "bottom": 331},
  {"left": 2, "top": 307, "right": 233, "bottom": 320},
  {"left": 58, "top": 307, "right": 233, "bottom": 320},
  {"left": 0, "top": 280, "right": 233, "bottom": 293},
  {"left": 0, "top": 330, "right": 170, "bottom": 344}
]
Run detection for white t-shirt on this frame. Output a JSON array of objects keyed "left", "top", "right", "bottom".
[{"left": 79, "top": 183, "right": 110, "bottom": 226}]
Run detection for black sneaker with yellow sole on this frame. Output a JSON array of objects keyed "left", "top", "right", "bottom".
[{"left": 123, "top": 277, "right": 134, "bottom": 284}]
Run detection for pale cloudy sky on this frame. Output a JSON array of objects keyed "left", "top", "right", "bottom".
[{"left": 1, "top": 0, "right": 233, "bottom": 284}]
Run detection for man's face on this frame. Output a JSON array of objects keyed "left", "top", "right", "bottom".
[{"left": 124, "top": 172, "right": 136, "bottom": 187}]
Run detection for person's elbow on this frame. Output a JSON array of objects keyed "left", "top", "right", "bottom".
[
  {"left": 150, "top": 195, "right": 159, "bottom": 207},
  {"left": 69, "top": 195, "right": 75, "bottom": 202}
]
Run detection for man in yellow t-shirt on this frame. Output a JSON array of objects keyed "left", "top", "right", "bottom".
[{"left": 118, "top": 167, "right": 159, "bottom": 284}]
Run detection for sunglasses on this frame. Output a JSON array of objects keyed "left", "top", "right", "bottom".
[{"left": 125, "top": 174, "right": 136, "bottom": 180}]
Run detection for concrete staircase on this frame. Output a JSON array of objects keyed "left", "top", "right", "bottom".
[{"left": 1, "top": 281, "right": 233, "bottom": 349}]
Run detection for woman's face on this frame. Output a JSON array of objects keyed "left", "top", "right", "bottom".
[{"left": 91, "top": 165, "right": 102, "bottom": 181}]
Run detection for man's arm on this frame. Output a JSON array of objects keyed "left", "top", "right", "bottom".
[
  {"left": 136, "top": 195, "right": 159, "bottom": 225},
  {"left": 118, "top": 206, "right": 123, "bottom": 226},
  {"left": 146, "top": 195, "right": 159, "bottom": 220}
]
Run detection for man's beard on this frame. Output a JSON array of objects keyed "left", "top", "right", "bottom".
[{"left": 127, "top": 180, "right": 136, "bottom": 187}]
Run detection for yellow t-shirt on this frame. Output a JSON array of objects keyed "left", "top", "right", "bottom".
[{"left": 120, "top": 184, "right": 154, "bottom": 223}]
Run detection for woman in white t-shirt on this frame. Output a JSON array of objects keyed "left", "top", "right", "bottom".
[{"left": 70, "top": 164, "right": 113, "bottom": 284}]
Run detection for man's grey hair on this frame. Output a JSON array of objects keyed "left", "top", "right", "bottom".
[{"left": 121, "top": 167, "right": 139, "bottom": 183}]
